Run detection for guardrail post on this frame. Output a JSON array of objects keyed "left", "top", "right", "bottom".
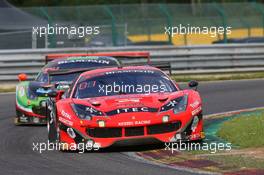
[
  {"left": 32, "top": 30, "right": 37, "bottom": 49},
  {"left": 213, "top": 3, "right": 228, "bottom": 43},
  {"left": 39, "top": 7, "right": 56, "bottom": 48},
  {"left": 251, "top": 2, "right": 264, "bottom": 36},
  {"left": 75, "top": 0, "right": 81, "bottom": 22},
  {"left": 159, "top": 4, "right": 173, "bottom": 44},
  {"left": 242, "top": 20, "right": 251, "bottom": 37},
  {"left": 76, "top": 6, "right": 81, "bottom": 23},
  {"left": 103, "top": 6, "right": 117, "bottom": 46}
]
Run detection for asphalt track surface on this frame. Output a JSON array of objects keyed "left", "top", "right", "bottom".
[{"left": 0, "top": 79, "right": 263, "bottom": 175}]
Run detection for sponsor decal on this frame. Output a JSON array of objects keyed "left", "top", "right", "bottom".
[
  {"left": 118, "top": 120, "right": 151, "bottom": 126},
  {"left": 20, "top": 115, "right": 28, "bottom": 122},
  {"left": 59, "top": 117, "right": 73, "bottom": 126},
  {"left": 57, "top": 84, "right": 70, "bottom": 89},
  {"left": 190, "top": 100, "right": 199, "bottom": 108},
  {"left": 58, "top": 59, "right": 110, "bottom": 65},
  {"left": 55, "top": 82, "right": 71, "bottom": 90},
  {"left": 19, "top": 86, "right": 25, "bottom": 97},
  {"left": 117, "top": 107, "right": 148, "bottom": 113},
  {"left": 192, "top": 106, "right": 202, "bottom": 115},
  {"left": 85, "top": 106, "right": 103, "bottom": 115},
  {"left": 116, "top": 98, "right": 141, "bottom": 103},
  {"left": 36, "top": 88, "right": 51, "bottom": 94},
  {"left": 135, "top": 120, "right": 151, "bottom": 125},
  {"left": 61, "top": 110, "right": 71, "bottom": 120},
  {"left": 105, "top": 70, "right": 155, "bottom": 75},
  {"left": 106, "top": 107, "right": 158, "bottom": 116}
]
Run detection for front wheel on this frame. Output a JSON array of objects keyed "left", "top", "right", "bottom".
[
  {"left": 14, "top": 117, "right": 20, "bottom": 126},
  {"left": 47, "top": 102, "right": 59, "bottom": 143},
  {"left": 14, "top": 109, "right": 22, "bottom": 126}
]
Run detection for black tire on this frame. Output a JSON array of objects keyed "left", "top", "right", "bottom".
[
  {"left": 14, "top": 109, "right": 22, "bottom": 126},
  {"left": 47, "top": 101, "right": 59, "bottom": 143}
]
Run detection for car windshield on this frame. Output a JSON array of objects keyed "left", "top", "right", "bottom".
[
  {"left": 73, "top": 70, "right": 177, "bottom": 99},
  {"left": 49, "top": 72, "right": 82, "bottom": 83},
  {"left": 36, "top": 72, "right": 49, "bottom": 83}
]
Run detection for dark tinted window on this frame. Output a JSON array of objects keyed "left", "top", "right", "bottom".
[
  {"left": 49, "top": 72, "right": 82, "bottom": 83},
  {"left": 73, "top": 70, "right": 177, "bottom": 99},
  {"left": 35, "top": 72, "right": 48, "bottom": 83}
]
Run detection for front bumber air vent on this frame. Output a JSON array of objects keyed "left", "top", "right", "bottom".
[
  {"left": 87, "top": 128, "right": 122, "bottom": 138},
  {"left": 147, "top": 122, "right": 181, "bottom": 135}
]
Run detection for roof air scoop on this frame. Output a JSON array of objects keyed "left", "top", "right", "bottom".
[
  {"left": 158, "top": 97, "right": 168, "bottom": 103},
  {"left": 91, "top": 101, "right": 101, "bottom": 107}
]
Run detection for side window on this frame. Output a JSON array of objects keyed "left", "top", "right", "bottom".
[
  {"left": 66, "top": 80, "right": 76, "bottom": 98},
  {"left": 36, "top": 72, "right": 48, "bottom": 83},
  {"left": 66, "top": 74, "right": 81, "bottom": 98}
]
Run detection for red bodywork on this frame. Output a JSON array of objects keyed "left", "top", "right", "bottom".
[
  {"left": 45, "top": 51, "right": 150, "bottom": 64},
  {"left": 55, "top": 66, "right": 204, "bottom": 148}
]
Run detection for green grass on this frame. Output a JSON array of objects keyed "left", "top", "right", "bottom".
[
  {"left": 207, "top": 155, "right": 264, "bottom": 170},
  {"left": 143, "top": 110, "right": 264, "bottom": 173},
  {"left": 171, "top": 72, "right": 264, "bottom": 82},
  {"left": 217, "top": 112, "right": 264, "bottom": 148}
]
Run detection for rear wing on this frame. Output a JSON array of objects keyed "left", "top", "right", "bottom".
[{"left": 45, "top": 52, "right": 150, "bottom": 65}]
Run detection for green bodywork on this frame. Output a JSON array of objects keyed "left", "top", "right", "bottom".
[{"left": 16, "top": 81, "right": 47, "bottom": 115}]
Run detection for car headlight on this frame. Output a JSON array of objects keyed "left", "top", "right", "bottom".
[
  {"left": 71, "top": 104, "right": 103, "bottom": 120},
  {"left": 160, "top": 95, "right": 188, "bottom": 114},
  {"left": 173, "top": 95, "right": 188, "bottom": 114},
  {"left": 40, "top": 100, "right": 47, "bottom": 108}
]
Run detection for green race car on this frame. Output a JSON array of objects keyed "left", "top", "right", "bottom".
[{"left": 15, "top": 53, "right": 121, "bottom": 125}]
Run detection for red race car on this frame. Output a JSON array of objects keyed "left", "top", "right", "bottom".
[{"left": 46, "top": 65, "right": 204, "bottom": 150}]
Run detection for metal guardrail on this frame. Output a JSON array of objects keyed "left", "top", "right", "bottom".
[{"left": 0, "top": 43, "right": 264, "bottom": 82}]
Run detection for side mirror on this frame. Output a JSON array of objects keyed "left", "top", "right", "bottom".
[
  {"left": 48, "top": 90, "right": 65, "bottom": 101},
  {"left": 188, "top": 80, "right": 198, "bottom": 90},
  {"left": 18, "top": 73, "right": 28, "bottom": 81},
  {"left": 47, "top": 90, "right": 58, "bottom": 98},
  {"left": 57, "top": 90, "right": 65, "bottom": 100}
]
